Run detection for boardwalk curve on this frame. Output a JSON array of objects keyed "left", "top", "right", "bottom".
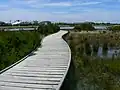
[{"left": 0, "top": 30, "right": 71, "bottom": 90}]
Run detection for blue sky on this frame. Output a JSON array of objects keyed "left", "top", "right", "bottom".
[{"left": 0, "top": 0, "right": 120, "bottom": 23}]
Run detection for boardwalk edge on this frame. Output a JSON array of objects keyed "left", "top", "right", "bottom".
[{"left": 56, "top": 31, "right": 72, "bottom": 90}]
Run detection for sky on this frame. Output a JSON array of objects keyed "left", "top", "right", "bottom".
[{"left": 0, "top": 0, "right": 120, "bottom": 23}]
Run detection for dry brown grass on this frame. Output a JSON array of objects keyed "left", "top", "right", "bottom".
[{"left": 68, "top": 31, "right": 120, "bottom": 49}]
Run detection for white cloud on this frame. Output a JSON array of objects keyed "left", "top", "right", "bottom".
[
  {"left": 76, "top": 2, "right": 102, "bottom": 6},
  {"left": 0, "top": 8, "right": 120, "bottom": 23},
  {"left": 29, "top": 2, "right": 72, "bottom": 8},
  {"left": 26, "top": 0, "right": 39, "bottom": 4},
  {"left": 52, "top": 12, "right": 68, "bottom": 14},
  {"left": 42, "top": 1, "right": 101, "bottom": 7},
  {"left": 9, "top": 0, "right": 102, "bottom": 8},
  {"left": 43, "top": 2, "right": 72, "bottom": 7}
]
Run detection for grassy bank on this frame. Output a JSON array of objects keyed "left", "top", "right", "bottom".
[
  {"left": 0, "top": 31, "right": 42, "bottom": 70},
  {"left": 62, "top": 31, "right": 120, "bottom": 90}
]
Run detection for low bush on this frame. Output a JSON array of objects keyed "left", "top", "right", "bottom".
[
  {"left": 74, "top": 23, "right": 95, "bottom": 31},
  {"left": 0, "top": 31, "right": 42, "bottom": 70}
]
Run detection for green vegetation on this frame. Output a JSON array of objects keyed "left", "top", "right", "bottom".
[
  {"left": 38, "top": 23, "right": 60, "bottom": 35},
  {"left": 63, "top": 31, "right": 120, "bottom": 90},
  {"left": 108, "top": 25, "right": 120, "bottom": 31},
  {"left": 57, "top": 22, "right": 117, "bottom": 27},
  {"left": 74, "top": 23, "right": 95, "bottom": 31},
  {"left": 0, "top": 31, "right": 42, "bottom": 70},
  {"left": 0, "top": 23, "right": 60, "bottom": 71}
]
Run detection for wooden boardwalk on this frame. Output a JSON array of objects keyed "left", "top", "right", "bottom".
[{"left": 0, "top": 30, "right": 71, "bottom": 90}]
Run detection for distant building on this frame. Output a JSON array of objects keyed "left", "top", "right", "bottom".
[{"left": 12, "top": 20, "right": 22, "bottom": 25}]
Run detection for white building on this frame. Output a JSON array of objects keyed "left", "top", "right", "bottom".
[{"left": 12, "top": 20, "right": 22, "bottom": 25}]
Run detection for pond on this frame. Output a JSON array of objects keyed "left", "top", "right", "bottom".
[
  {"left": 4, "top": 28, "right": 35, "bottom": 31},
  {"left": 78, "top": 45, "right": 120, "bottom": 59},
  {"left": 94, "top": 25, "right": 109, "bottom": 30},
  {"left": 97, "top": 47, "right": 120, "bottom": 58}
]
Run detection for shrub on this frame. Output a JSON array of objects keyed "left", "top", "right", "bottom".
[
  {"left": 108, "top": 25, "right": 120, "bottom": 31},
  {"left": 74, "top": 23, "right": 95, "bottom": 31},
  {"left": 85, "top": 42, "right": 92, "bottom": 55},
  {"left": 93, "top": 43, "right": 99, "bottom": 53},
  {"left": 0, "top": 31, "right": 42, "bottom": 70},
  {"left": 38, "top": 23, "right": 60, "bottom": 35}
]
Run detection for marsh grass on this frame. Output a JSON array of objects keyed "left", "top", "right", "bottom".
[{"left": 63, "top": 31, "right": 120, "bottom": 90}]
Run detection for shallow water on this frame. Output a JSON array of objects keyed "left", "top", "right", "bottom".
[
  {"left": 4, "top": 28, "right": 35, "bottom": 31},
  {"left": 97, "top": 47, "right": 120, "bottom": 58},
  {"left": 94, "top": 25, "right": 108, "bottom": 30}
]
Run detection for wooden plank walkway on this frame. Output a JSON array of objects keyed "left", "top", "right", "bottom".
[{"left": 0, "top": 30, "right": 71, "bottom": 90}]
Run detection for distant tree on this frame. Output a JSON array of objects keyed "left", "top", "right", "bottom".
[
  {"left": 80, "top": 23, "right": 95, "bottom": 31},
  {"left": 74, "top": 23, "right": 95, "bottom": 31},
  {"left": 40, "top": 21, "right": 51, "bottom": 25},
  {"left": 33, "top": 21, "right": 39, "bottom": 25},
  {"left": 20, "top": 22, "right": 32, "bottom": 26},
  {"left": 38, "top": 23, "right": 60, "bottom": 35},
  {"left": 74, "top": 25, "right": 81, "bottom": 31},
  {"left": 0, "top": 21, "right": 5, "bottom": 26}
]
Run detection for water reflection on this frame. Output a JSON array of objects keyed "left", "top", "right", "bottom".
[{"left": 97, "top": 47, "right": 120, "bottom": 58}]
